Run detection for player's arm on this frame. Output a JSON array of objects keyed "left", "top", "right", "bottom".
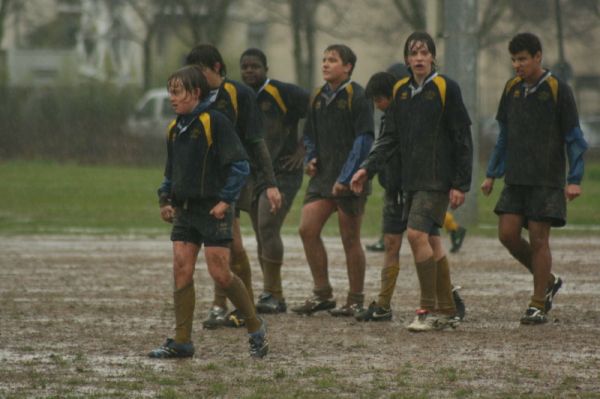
[
  {"left": 565, "top": 125, "right": 587, "bottom": 201},
  {"left": 335, "top": 89, "right": 374, "bottom": 194},
  {"left": 302, "top": 106, "right": 318, "bottom": 177},
  {"left": 481, "top": 121, "right": 507, "bottom": 196},
  {"left": 158, "top": 133, "right": 175, "bottom": 223}
]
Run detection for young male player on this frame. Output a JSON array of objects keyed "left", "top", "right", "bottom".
[
  {"left": 292, "top": 44, "right": 374, "bottom": 317},
  {"left": 149, "top": 65, "right": 267, "bottom": 358},
  {"left": 481, "top": 32, "right": 587, "bottom": 324},
  {"left": 239, "top": 48, "right": 309, "bottom": 313},
  {"left": 352, "top": 32, "right": 472, "bottom": 331}
]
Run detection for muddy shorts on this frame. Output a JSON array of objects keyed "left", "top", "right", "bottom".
[
  {"left": 304, "top": 190, "right": 367, "bottom": 216},
  {"left": 382, "top": 190, "right": 407, "bottom": 235},
  {"left": 171, "top": 199, "right": 234, "bottom": 247},
  {"left": 494, "top": 184, "right": 566, "bottom": 227},
  {"left": 403, "top": 191, "right": 448, "bottom": 234}
]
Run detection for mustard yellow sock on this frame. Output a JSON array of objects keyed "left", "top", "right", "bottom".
[
  {"left": 223, "top": 275, "right": 261, "bottom": 333},
  {"left": 415, "top": 257, "right": 437, "bottom": 311},
  {"left": 174, "top": 282, "right": 195, "bottom": 344},
  {"left": 435, "top": 256, "right": 456, "bottom": 315},
  {"left": 232, "top": 250, "right": 255, "bottom": 304},
  {"left": 377, "top": 262, "right": 400, "bottom": 309},
  {"left": 261, "top": 256, "right": 283, "bottom": 300},
  {"left": 529, "top": 297, "right": 545, "bottom": 310},
  {"left": 443, "top": 212, "right": 459, "bottom": 232}
]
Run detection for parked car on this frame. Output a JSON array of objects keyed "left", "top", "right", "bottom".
[{"left": 126, "top": 89, "right": 174, "bottom": 139}]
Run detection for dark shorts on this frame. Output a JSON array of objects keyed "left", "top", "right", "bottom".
[
  {"left": 303, "top": 190, "right": 367, "bottom": 216},
  {"left": 494, "top": 184, "right": 566, "bottom": 227},
  {"left": 171, "top": 199, "right": 234, "bottom": 247},
  {"left": 403, "top": 191, "right": 448, "bottom": 234},
  {"left": 382, "top": 191, "right": 407, "bottom": 235}
]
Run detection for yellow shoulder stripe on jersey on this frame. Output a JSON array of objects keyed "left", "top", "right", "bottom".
[
  {"left": 167, "top": 119, "right": 177, "bottom": 140},
  {"left": 199, "top": 112, "right": 212, "bottom": 147},
  {"left": 223, "top": 82, "right": 238, "bottom": 120},
  {"left": 392, "top": 77, "right": 410, "bottom": 99},
  {"left": 547, "top": 75, "right": 559, "bottom": 104},
  {"left": 345, "top": 83, "right": 354, "bottom": 111},
  {"left": 264, "top": 83, "right": 288, "bottom": 114},
  {"left": 505, "top": 77, "right": 522, "bottom": 94},
  {"left": 432, "top": 75, "right": 447, "bottom": 109}
]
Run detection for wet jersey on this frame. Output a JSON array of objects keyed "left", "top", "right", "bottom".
[
  {"left": 256, "top": 78, "right": 309, "bottom": 174},
  {"left": 496, "top": 71, "right": 580, "bottom": 188},
  {"left": 165, "top": 110, "right": 248, "bottom": 203},
  {"left": 304, "top": 80, "right": 374, "bottom": 197},
  {"left": 388, "top": 72, "right": 472, "bottom": 192}
]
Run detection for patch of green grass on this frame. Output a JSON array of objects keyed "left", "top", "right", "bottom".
[{"left": 2, "top": 160, "right": 600, "bottom": 236}]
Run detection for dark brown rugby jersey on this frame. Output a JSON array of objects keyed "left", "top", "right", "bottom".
[
  {"left": 496, "top": 71, "right": 579, "bottom": 188},
  {"left": 211, "top": 77, "right": 263, "bottom": 145},
  {"left": 304, "top": 81, "right": 374, "bottom": 197},
  {"left": 389, "top": 73, "right": 472, "bottom": 193},
  {"left": 256, "top": 79, "right": 309, "bottom": 174},
  {"left": 165, "top": 110, "right": 248, "bottom": 203}
]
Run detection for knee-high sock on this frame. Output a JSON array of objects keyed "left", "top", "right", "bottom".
[
  {"left": 377, "top": 262, "right": 400, "bottom": 309},
  {"left": 232, "top": 249, "right": 254, "bottom": 304},
  {"left": 261, "top": 256, "right": 283, "bottom": 299},
  {"left": 174, "top": 282, "right": 195, "bottom": 344},
  {"left": 223, "top": 275, "right": 261, "bottom": 333},
  {"left": 415, "top": 257, "right": 437, "bottom": 311},
  {"left": 435, "top": 257, "right": 456, "bottom": 315},
  {"left": 443, "top": 212, "right": 459, "bottom": 232}
]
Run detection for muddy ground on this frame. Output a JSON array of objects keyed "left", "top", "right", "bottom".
[{"left": 1, "top": 234, "right": 599, "bottom": 398}]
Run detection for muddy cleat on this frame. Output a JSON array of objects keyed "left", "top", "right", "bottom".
[
  {"left": 248, "top": 320, "right": 269, "bottom": 358},
  {"left": 148, "top": 338, "right": 194, "bottom": 359},
  {"left": 450, "top": 227, "right": 467, "bottom": 253},
  {"left": 355, "top": 301, "right": 392, "bottom": 322},
  {"left": 544, "top": 276, "right": 563, "bottom": 312},
  {"left": 329, "top": 303, "right": 365, "bottom": 317},
  {"left": 223, "top": 308, "right": 246, "bottom": 328},
  {"left": 452, "top": 286, "right": 466, "bottom": 320},
  {"left": 407, "top": 309, "right": 457, "bottom": 332},
  {"left": 520, "top": 307, "right": 548, "bottom": 325},
  {"left": 256, "top": 292, "right": 287, "bottom": 314},
  {"left": 366, "top": 237, "right": 385, "bottom": 252},
  {"left": 202, "top": 305, "right": 227, "bottom": 330},
  {"left": 291, "top": 296, "right": 336, "bottom": 315}
]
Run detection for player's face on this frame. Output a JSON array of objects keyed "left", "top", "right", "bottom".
[
  {"left": 511, "top": 50, "right": 543, "bottom": 83},
  {"left": 373, "top": 96, "right": 391, "bottom": 111},
  {"left": 168, "top": 80, "right": 200, "bottom": 115},
  {"left": 406, "top": 40, "right": 434, "bottom": 82},
  {"left": 240, "top": 55, "right": 267, "bottom": 89},
  {"left": 322, "top": 50, "right": 352, "bottom": 86}
]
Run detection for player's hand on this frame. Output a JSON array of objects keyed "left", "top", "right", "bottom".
[
  {"left": 565, "top": 184, "right": 581, "bottom": 201},
  {"left": 305, "top": 158, "right": 318, "bottom": 177},
  {"left": 160, "top": 205, "right": 175, "bottom": 223},
  {"left": 332, "top": 182, "right": 350, "bottom": 196},
  {"left": 350, "top": 169, "right": 368, "bottom": 194},
  {"left": 210, "top": 201, "right": 230, "bottom": 219},
  {"left": 281, "top": 146, "right": 306, "bottom": 171},
  {"left": 266, "top": 187, "right": 282, "bottom": 213},
  {"left": 449, "top": 189, "right": 465, "bottom": 209},
  {"left": 480, "top": 177, "right": 495, "bottom": 196}
]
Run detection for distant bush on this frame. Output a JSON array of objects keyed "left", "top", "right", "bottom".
[{"left": 0, "top": 84, "right": 165, "bottom": 166}]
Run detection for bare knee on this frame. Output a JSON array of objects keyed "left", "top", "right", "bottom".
[{"left": 498, "top": 230, "right": 520, "bottom": 250}]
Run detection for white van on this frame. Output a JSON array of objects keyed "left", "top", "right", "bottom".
[{"left": 126, "top": 89, "right": 174, "bottom": 138}]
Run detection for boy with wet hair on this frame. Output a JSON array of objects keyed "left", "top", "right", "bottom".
[
  {"left": 352, "top": 31, "right": 472, "bottom": 331},
  {"left": 481, "top": 32, "right": 586, "bottom": 324},
  {"left": 239, "top": 48, "right": 310, "bottom": 313},
  {"left": 353, "top": 71, "right": 466, "bottom": 322},
  {"left": 291, "top": 44, "right": 374, "bottom": 317},
  {"left": 148, "top": 65, "right": 268, "bottom": 358},
  {"left": 175, "top": 44, "right": 282, "bottom": 330}
]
